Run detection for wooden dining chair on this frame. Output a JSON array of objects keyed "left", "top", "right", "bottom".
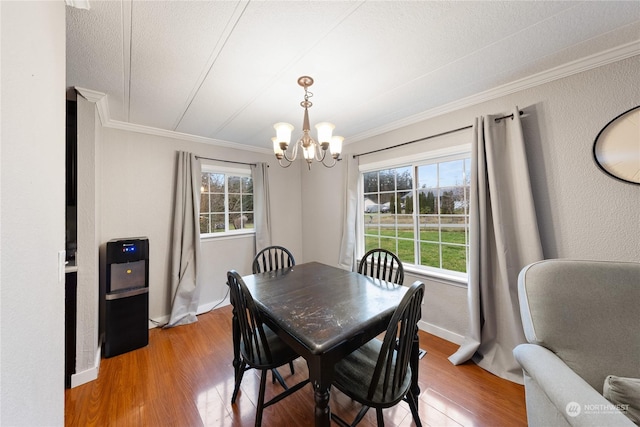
[
  {"left": 330, "top": 281, "right": 425, "bottom": 427},
  {"left": 252, "top": 245, "right": 297, "bottom": 376},
  {"left": 252, "top": 245, "right": 295, "bottom": 274},
  {"left": 358, "top": 248, "right": 404, "bottom": 285},
  {"left": 227, "top": 270, "right": 310, "bottom": 427}
]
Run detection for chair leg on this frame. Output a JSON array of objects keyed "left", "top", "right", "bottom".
[
  {"left": 255, "top": 369, "right": 268, "bottom": 427},
  {"left": 231, "top": 362, "right": 246, "bottom": 404},
  {"left": 271, "top": 368, "right": 289, "bottom": 390},
  {"left": 406, "top": 391, "right": 422, "bottom": 427},
  {"left": 289, "top": 360, "right": 295, "bottom": 375},
  {"left": 351, "top": 405, "right": 370, "bottom": 426},
  {"left": 375, "top": 408, "right": 384, "bottom": 426}
]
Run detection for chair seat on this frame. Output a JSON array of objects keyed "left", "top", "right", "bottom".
[
  {"left": 240, "top": 325, "right": 299, "bottom": 370},
  {"left": 333, "top": 338, "right": 412, "bottom": 408}
]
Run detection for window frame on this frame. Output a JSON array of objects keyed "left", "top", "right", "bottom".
[
  {"left": 358, "top": 144, "right": 471, "bottom": 285},
  {"left": 200, "top": 164, "right": 255, "bottom": 240}
]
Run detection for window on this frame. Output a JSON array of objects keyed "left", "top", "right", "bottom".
[
  {"left": 361, "top": 152, "right": 470, "bottom": 279},
  {"left": 200, "top": 166, "right": 254, "bottom": 237}
]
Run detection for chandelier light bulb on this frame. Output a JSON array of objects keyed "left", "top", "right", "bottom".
[
  {"left": 274, "top": 122, "right": 294, "bottom": 147},
  {"left": 315, "top": 122, "right": 335, "bottom": 144},
  {"left": 330, "top": 136, "right": 344, "bottom": 158}
]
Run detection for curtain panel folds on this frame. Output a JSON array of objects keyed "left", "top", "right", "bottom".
[
  {"left": 338, "top": 155, "right": 360, "bottom": 271},
  {"left": 252, "top": 162, "right": 272, "bottom": 253},
  {"left": 449, "top": 109, "right": 543, "bottom": 384},
  {"left": 167, "top": 151, "right": 202, "bottom": 327}
]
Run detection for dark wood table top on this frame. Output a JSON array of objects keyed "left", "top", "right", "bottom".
[{"left": 242, "top": 261, "right": 407, "bottom": 356}]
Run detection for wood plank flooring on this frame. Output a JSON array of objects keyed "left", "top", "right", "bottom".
[{"left": 65, "top": 305, "right": 527, "bottom": 426}]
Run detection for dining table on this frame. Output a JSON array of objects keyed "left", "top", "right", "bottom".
[{"left": 235, "top": 261, "right": 421, "bottom": 427}]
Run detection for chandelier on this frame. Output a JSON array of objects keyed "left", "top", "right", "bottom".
[{"left": 272, "top": 76, "right": 343, "bottom": 169}]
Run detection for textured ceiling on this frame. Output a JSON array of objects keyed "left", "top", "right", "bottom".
[{"left": 66, "top": 1, "right": 640, "bottom": 152}]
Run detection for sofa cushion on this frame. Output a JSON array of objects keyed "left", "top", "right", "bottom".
[{"left": 603, "top": 375, "right": 640, "bottom": 425}]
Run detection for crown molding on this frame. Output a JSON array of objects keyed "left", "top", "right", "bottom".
[
  {"left": 73, "top": 87, "right": 271, "bottom": 155},
  {"left": 346, "top": 40, "right": 640, "bottom": 144},
  {"left": 106, "top": 119, "right": 271, "bottom": 154}
]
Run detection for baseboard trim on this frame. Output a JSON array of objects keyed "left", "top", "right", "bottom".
[
  {"left": 70, "top": 344, "right": 101, "bottom": 388},
  {"left": 418, "top": 320, "right": 464, "bottom": 345}
]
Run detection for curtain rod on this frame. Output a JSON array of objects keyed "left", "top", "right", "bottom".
[
  {"left": 353, "top": 110, "right": 523, "bottom": 159},
  {"left": 195, "top": 156, "right": 257, "bottom": 167}
]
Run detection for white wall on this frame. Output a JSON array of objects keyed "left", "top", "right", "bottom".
[
  {"left": 0, "top": 2, "right": 66, "bottom": 425},
  {"left": 303, "top": 55, "right": 640, "bottom": 340}
]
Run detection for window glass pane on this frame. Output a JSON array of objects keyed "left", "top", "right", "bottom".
[
  {"left": 396, "top": 167, "right": 412, "bottom": 191},
  {"left": 379, "top": 214, "right": 394, "bottom": 238},
  {"left": 379, "top": 169, "right": 395, "bottom": 192},
  {"left": 211, "top": 194, "right": 224, "bottom": 212},
  {"left": 242, "top": 194, "right": 253, "bottom": 211},
  {"left": 396, "top": 215, "right": 413, "bottom": 239},
  {"left": 417, "top": 164, "right": 437, "bottom": 189},
  {"left": 418, "top": 190, "right": 436, "bottom": 214},
  {"left": 229, "top": 214, "right": 248, "bottom": 230},
  {"left": 439, "top": 159, "right": 465, "bottom": 187},
  {"left": 403, "top": 193, "right": 414, "bottom": 214},
  {"left": 200, "top": 193, "right": 209, "bottom": 213},
  {"left": 228, "top": 176, "right": 240, "bottom": 193},
  {"left": 442, "top": 245, "right": 466, "bottom": 273},
  {"left": 209, "top": 174, "right": 224, "bottom": 192},
  {"left": 363, "top": 171, "right": 379, "bottom": 194},
  {"left": 211, "top": 214, "right": 225, "bottom": 232},
  {"left": 397, "top": 239, "right": 414, "bottom": 264},
  {"left": 420, "top": 242, "right": 440, "bottom": 268},
  {"left": 364, "top": 195, "right": 380, "bottom": 213},
  {"left": 439, "top": 189, "right": 455, "bottom": 214},
  {"left": 201, "top": 174, "right": 210, "bottom": 192},
  {"left": 441, "top": 223, "right": 465, "bottom": 244},
  {"left": 241, "top": 176, "right": 253, "bottom": 193},
  {"left": 228, "top": 194, "right": 241, "bottom": 212},
  {"left": 244, "top": 213, "right": 254, "bottom": 229},
  {"left": 379, "top": 237, "right": 396, "bottom": 253},
  {"left": 419, "top": 217, "right": 439, "bottom": 242},
  {"left": 365, "top": 236, "right": 380, "bottom": 252},
  {"left": 199, "top": 214, "right": 210, "bottom": 234}
]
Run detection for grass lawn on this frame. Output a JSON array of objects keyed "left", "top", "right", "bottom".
[{"left": 365, "top": 226, "right": 467, "bottom": 273}]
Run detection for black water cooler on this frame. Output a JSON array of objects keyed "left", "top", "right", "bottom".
[{"left": 102, "top": 238, "right": 149, "bottom": 358}]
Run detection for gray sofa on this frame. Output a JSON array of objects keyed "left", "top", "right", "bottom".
[{"left": 514, "top": 259, "right": 640, "bottom": 426}]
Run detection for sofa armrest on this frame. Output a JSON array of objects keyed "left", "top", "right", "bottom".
[{"left": 514, "top": 344, "right": 635, "bottom": 427}]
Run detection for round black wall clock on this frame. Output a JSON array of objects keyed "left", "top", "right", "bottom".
[{"left": 593, "top": 105, "right": 640, "bottom": 185}]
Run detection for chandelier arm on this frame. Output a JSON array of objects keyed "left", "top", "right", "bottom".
[
  {"left": 321, "top": 156, "right": 338, "bottom": 168},
  {"left": 278, "top": 158, "right": 293, "bottom": 168},
  {"left": 314, "top": 143, "right": 327, "bottom": 162},
  {"left": 281, "top": 148, "right": 295, "bottom": 163}
]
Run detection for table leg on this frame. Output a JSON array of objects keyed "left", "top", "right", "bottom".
[{"left": 307, "top": 357, "right": 332, "bottom": 427}]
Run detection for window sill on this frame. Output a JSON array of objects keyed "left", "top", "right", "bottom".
[
  {"left": 403, "top": 265, "right": 468, "bottom": 288},
  {"left": 200, "top": 231, "right": 255, "bottom": 242}
]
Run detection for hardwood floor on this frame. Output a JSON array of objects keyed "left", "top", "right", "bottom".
[{"left": 65, "top": 305, "right": 527, "bottom": 426}]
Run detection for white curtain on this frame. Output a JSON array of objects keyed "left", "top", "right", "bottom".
[
  {"left": 449, "top": 109, "right": 543, "bottom": 384},
  {"left": 252, "top": 162, "right": 272, "bottom": 252},
  {"left": 338, "top": 155, "right": 360, "bottom": 271},
  {"left": 167, "top": 151, "right": 202, "bottom": 327}
]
